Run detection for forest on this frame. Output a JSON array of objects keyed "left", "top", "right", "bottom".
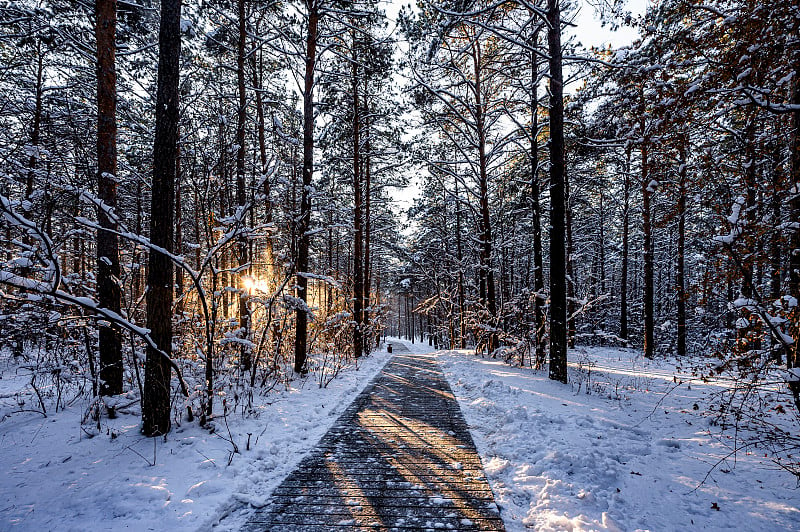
[{"left": 1, "top": 0, "right": 799, "bottom": 529}]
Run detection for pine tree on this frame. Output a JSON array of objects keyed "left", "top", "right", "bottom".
[
  {"left": 547, "top": 0, "right": 567, "bottom": 383},
  {"left": 142, "top": 0, "right": 181, "bottom": 437},
  {"left": 95, "top": 0, "right": 123, "bottom": 399}
]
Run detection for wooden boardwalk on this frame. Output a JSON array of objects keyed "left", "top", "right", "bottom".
[{"left": 246, "top": 344, "right": 504, "bottom": 531}]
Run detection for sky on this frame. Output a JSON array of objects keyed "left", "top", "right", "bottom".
[{"left": 569, "top": 0, "right": 648, "bottom": 50}]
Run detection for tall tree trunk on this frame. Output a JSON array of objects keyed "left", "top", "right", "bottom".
[
  {"left": 294, "top": 0, "right": 319, "bottom": 373},
  {"left": 598, "top": 190, "right": 607, "bottom": 329},
  {"left": 252, "top": 49, "right": 276, "bottom": 287},
  {"left": 641, "top": 113, "right": 655, "bottom": 359},
  {"left": 26, "top": 45, "right": 43, "bottom": 204},
  {"left": 677, "top": 142, "right": 687, "bottom": 356},
  {"left": 96, "top": 0, "right": 122, "bottom": 397},
  {"left": 738, "top": 124, "right": 758, "bottom": 354},
  {"left": 236, "top": 0, "right": 251, "bottom": 371},
  {"left": 565, "top": 156, "right": 576, "bottom": 348},
  {"left": 471, "top": 36, "right": 498, "bottom": 353},
  {"left": 352, "top": 36, "right": 364, "bottom": 360},
  {"left": 217, "top": 102, "right": 230, "bottom": 321},
  {"left": 133, "top": 179, "right": 143, "bottom": 306},
  {"left": 363, "top": 79, "right": 372, "bottom": 352},
  {"left": 142, "top": 0, "right": 181, "bottom": 436},
  {"left": 547, "top": 0, "right": 567, "bottom": 383},
  {"left": 455, "top": 177, "right": 466, "bottom": 348},
  {"left": 620, "top": 148, "right": 630, "bottom": 343},
  {"left": 175, "top": 136, "right": 184, "bottom": 317},
  {"left": 787, "top": 51, "right": 800, "bottom": 407},
  {"left": 770, "top": 142, "right": 782, "bottom": 302}
]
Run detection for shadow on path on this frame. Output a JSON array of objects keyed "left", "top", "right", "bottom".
[{"left": 246, "top": 346, "right": 504, "bottom": 531}]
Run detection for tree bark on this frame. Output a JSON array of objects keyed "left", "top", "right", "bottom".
[
  {"left": 251, "top": 47, "right": 276, "bottom": 291},
  {"left": 142, "top": 0, "right": 181, "bottom": 436},
  {"left": 236, "top": 0, "right": 251, "bottom": 371},
  {"left": 788, "top": 49, "right": 800, "bottom": 406},
  {"left": 471, "top": 35, "right": 498, "bottom": 353},
  {"left": 641, "top": 113, "right": 654, "bottom": 359},
  {"left": 530, "top": 31, "right": 547, "bottom": 366},
  {"left": 294, "top": 0, "right": 319, "bottom": 373},
  {"left": 96, "top": 0, "right": 123, "bottom": 397},
  {"left": 352, "top": 33, "right": 364, "bottom": 359},
  {"left": 770, "top": 142, "right": 782, "bottom": 302},
  {"left": 175, "top": 136, "right": 184, "bottom": 317},
  {"left": 455, "top": 177, "right": 466, "bottom": 348},
  {"left": 677, "top": 142, "right": 687, "bottom": 356},
  {"left": 565, "top": 156, "right": 576, "bottom": 348},
  {"left": 26, "top": 46, "right": 43, "bottom": 204},
  {"left": 532, "top": 130, "right": 546, "bottom": 361},
  {"left": 620, "top": 148, "right": 630, "bottom": 342},
  {"left": 547, "top": 0, "right": 567, "bottom": 383},
  {"left": 363, "top": 77, "right": 372, "bottom": 354}
]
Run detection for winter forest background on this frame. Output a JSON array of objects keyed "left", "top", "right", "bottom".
[{"left": 1, "top": 0, "right": 800, "bottom": 529}]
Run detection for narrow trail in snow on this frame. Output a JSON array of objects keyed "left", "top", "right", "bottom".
[{"left": 245, "top": 344, "right": 504, "bottom": 531}]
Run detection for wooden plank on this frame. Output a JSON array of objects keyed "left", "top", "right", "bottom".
[{"left": 245, "top": 350, "right": 505, "bottom": 531}]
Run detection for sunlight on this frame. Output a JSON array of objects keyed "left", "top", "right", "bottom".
[
  {"left": 353, "top": 407, "right": 499, "bottom": 525},
  {"left": 323, "top": 459, "right": 384, "bottom": 526},
  {"left": 241, "top": 275, "right": 269, "bottom": 294}
]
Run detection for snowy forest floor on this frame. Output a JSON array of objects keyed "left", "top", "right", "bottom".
[
  {"left": 1, "top": 341, "right": 799, "bottom": 531},
  {"left": 439, "top": 347, "right": 800, "bottom": 531}
]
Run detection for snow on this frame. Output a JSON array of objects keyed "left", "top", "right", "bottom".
[
  {"left": 438, "top": 347, "right": 800, "bottom": 532},
  {"left": 726, "top": 196, "right": 745, "bottom": 225},
  {"left": 0, "top": 345, "right": 397, "bottom": 531},
  {"left": 3, "top": 342, "right": 799, "bottom": 531}
]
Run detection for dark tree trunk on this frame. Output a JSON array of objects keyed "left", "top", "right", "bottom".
[
  {"left": 236, "top": 0, "right": 251, "bottom": 371},
  {"left": 363, "top": 81, "right": 372, "bottom": 354},
  {"left": 620, "top": 148, "right": 630, "bottom": 343},
  {"left": 175, "top": 137, "right": 184, "bottom": 317},
  {"left": 96, "top": 0, "right": 123, "bottom": 397},
  {"left": 598, "top": 191, "right": 607, "bottom": 329},
  {"left": 142, "top": 0, "right": 181, "bottom": 437},
  {"left": 742, "top": 125, "right": 757, "bottom": 301},
  {"left": 737, "top": 125, "right": 758, "bottom": 354},
  {"left": 352, "top": 38, "right": 364, "bottom": 359},
  {"left": 26, "top": 47, "right": 43, "bottom": 204},
  {"left": 471, "top": 37, "right": 498, "bottom": 353},
  {"left": 455, "top": 178, "right": 466, "bottom": 349},
  {"left": 770, "top": 143, "right": 782, "bottom": 302},
  {"left": 294, "top": 0, "right": 319, "bottom": 373},
  {"left": 677, "top": 142, "right": 687, "bottom": 357},
  {"left": 252, "top": 50, "right": 276, "bottom": 286},
  {"left": 133, "top": 179, "right": 143, "bottom": 305},
  {"left": 547, "top": 0, "right": 567, "bottom": 383},
  {"left": 641, "top": 115, "right": 654, "bottom": 359},
  {"left": 565, "top": 157, "right": 576, "bottom": 349},
  {"left": 788, "top": 52, "right": 800, "bottom": 407}
]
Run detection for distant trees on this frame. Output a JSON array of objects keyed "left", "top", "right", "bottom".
[
  {"left": 399, "top": 0, "right": 800, "bottom": 414},
  {"left": 403, "top": 0, "right": 571, "bottom": 379}
]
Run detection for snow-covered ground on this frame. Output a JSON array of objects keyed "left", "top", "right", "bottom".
[
  {"left": 2, "top": 341, "right": 799, "bottom": 531},
  {"left": 0, "top": 344, "right": 403, "bottom": 531},
  {"left": 439, "top": 347, "right": 800, "bottom": 531}
]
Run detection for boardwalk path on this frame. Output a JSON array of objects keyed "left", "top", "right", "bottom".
[{"left": 246, "top": 343, "right": 504, "bottom": 531}]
